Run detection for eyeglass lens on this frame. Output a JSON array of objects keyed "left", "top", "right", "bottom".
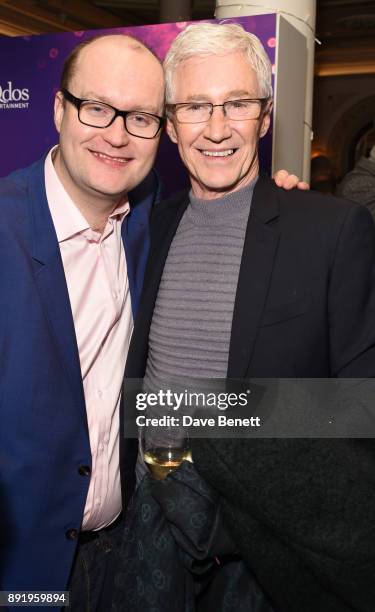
[
  {"left": 175, "top": 100, "right": 263, "bottom": 123},
  {"left": 79, "top": 101, "right": 161, "bottom": 137}
]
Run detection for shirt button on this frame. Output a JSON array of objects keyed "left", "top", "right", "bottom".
[
  {"left": 78, "top": 465, "right": 91, "bottom": 477},
  {"left": 99, "top": 443, "right": 104, "bottom": 452},
  {"left": 98, "top": 390, "right": 103, "bottom": 398},
  {"left": 65, "top": 528, "right": 78, "bottom": 540}
]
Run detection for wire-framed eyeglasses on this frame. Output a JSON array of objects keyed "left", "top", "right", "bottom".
[
  {"left": 62, "top": 89, "right": 164, "bottom": 139},
  {"left": 166, "top": 98, "right": 270, "bottom": 124}
]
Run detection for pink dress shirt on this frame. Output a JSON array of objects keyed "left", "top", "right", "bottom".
[{"left": 45, "top": 147, "right": 133, "bottom": 530}]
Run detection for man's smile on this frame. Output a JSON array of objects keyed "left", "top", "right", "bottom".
[
  {"left": 90, "top": 150, "right": 132, "bottom": 167},
  {"left": 199, "top": 148, "right": 237, "bottom": 158}
]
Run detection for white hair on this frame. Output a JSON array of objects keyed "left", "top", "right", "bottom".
[{"left": 164, "top": 22, "right": 273, "bottom": 103}]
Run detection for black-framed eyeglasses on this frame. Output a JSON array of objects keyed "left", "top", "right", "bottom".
[
  {"left": 62, "top": 88, "right": 164, "bottom": 139},
  {"left": 166, "top": 98, "right": 270, "bottom": 124}
]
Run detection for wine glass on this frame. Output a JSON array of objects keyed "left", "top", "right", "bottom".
[{"left": 140, "top": 414, "right": 192, "bottom": 480}]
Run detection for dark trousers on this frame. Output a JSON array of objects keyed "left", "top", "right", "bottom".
[{"left": 68, "top": 516, "right": 123, "bottom": 612}]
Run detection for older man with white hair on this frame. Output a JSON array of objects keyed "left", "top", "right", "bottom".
[
  {"left": 0, "top": 20, "right": 304, "bottom": 608},
  {"left": 125, "top": 22, "right": 375, "bottom": 612}
]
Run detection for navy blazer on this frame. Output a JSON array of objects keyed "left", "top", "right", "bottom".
[{"left": 0, "top": 155, "right": 160, "bottom": 595}]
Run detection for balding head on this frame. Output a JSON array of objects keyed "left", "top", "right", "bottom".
[
  {"left": 53, "top": 33, "right": 165, "bottom": 217},
  {"left": 60, "top": 34, "right": 162, "bottom": 93}
]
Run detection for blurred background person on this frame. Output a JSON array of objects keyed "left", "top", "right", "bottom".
[{"left": 336, "top": 144, "right": 375, "bottom": 220}]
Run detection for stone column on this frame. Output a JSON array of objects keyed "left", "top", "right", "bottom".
[{"left": 215, "top": 0, "right": 316, "bottom": 181}]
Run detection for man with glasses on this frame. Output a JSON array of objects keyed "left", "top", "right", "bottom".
[
  {"left": 0, "top": 34, "right": 165, "bottom": 610},
  {"left": 125, "top": 23, "right": 375, "bottom": 611},
  {"left": 0, "top": 30, "right": 305, "bottom": 609}
]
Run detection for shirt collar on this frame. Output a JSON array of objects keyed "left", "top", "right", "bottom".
[{"left": 44, "top": 145, "right": 130, "bottom": 243}]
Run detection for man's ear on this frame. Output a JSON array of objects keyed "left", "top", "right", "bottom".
[
  {"left": 166, "top": 117, "right": 178, "bottom": 144},
  {"left": 259, "top": 100, "right": 273, "bottom": 139},
  {"left": 54, "top": 91, "right": 65, "bottom": 134}
]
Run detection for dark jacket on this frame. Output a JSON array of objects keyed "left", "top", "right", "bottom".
[{"left": 123, "top": 174, "right": 375, "bottom": 611}]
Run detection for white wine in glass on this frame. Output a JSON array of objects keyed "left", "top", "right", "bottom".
[
  {"left": 141, "top": 417, "right": 192, "bottom": 480},
  {"left": 143, "top": 446, "right": 193, "bottom": 480}
]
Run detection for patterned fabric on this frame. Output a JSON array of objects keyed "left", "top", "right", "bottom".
[
  {"left": 68, "top": 518, "right": 124, "bottom": 611},
  {"left": 112, "top": 462, "right": 274, "bottom": 612}
]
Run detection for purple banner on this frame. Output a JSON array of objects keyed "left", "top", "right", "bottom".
[{"left": 0, "top": 15, "right": 276, "bottom": 195}]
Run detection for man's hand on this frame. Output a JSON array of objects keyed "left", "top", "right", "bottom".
[{"left": 273, "top": 169, "right": 309, "bottom": 190}]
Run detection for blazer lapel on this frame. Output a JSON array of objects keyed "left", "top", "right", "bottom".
[
  {"left": 227, "top": 175, "right": 280, "bottom": 378},
  {"left": 147, "top": 196, "right": 190, "bottom": 307},
  {"left": 29, "top": 161, "right": 86, "bottom": 416},
  {"left": 123, "top": 169, "right": 162, "bottom": 318}
]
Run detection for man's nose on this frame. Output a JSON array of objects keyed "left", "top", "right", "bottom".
[
  {"left": 103, "top": 115, "right": 130, "bottom": 146},
  {"left": 203, "top": 106, "right": 231, "bottom": 141}
]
